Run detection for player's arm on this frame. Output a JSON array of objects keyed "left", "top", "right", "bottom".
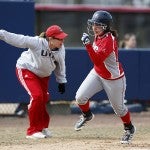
[
  {"left": 0, "top": 29, "right": 40, "bottom": 50},
  {"left": 86, "top": 40, "right": 113, "bottom": 63},
  {"left": 81, "top": 33, "right": 113, "bottom": 65}
]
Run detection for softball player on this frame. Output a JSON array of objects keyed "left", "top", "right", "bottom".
[
  {"left": 74, "top": 11, "right": 136, "bottom": 144},
  {"left": 0, "top": 25, "right": 68, "bottom": 139}
]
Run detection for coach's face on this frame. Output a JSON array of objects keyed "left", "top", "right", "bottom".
[{"left": 48, "top": 37, "right": 64, "bottom": 49}]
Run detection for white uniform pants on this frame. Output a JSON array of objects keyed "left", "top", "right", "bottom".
[{"left": 75, "top": 69, "right": 128, "bottom": 117}]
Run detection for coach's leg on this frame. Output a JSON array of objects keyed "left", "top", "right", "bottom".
[
  {"left": 41, "top": 77, "right": 50, "bottom": 129},
  {"left": 16, "top": 68, "right": 46, "bottom": 137}
]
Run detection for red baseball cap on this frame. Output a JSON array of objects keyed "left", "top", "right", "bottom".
[{"left": 46, "top": 25, "right": 68, "bottom": 39}]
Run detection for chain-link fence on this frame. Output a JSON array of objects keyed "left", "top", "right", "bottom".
[
  {"left": 0, "top": 100, "right": 148, "bottom": 118},
  {"left": 0, "top": 101, "right": 72, "bottom": 117},
  {"left": 0, "top": 104, "right": 19, "bottom": 115}
]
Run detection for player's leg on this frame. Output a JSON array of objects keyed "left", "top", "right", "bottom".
[
  {"left": 103, "top": 76, "right": 136, "bottom": 144},
  {"left": 75, "top": 69, "right": 103, "bottom": 130},
  {"left": 16, "top": 68, "right": 46, "bottom": 139}
]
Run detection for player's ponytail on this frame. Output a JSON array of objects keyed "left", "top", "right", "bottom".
[
  {"left": 110, "top": 29, "right": 118, "bottom": 38},
  {"left": 103, "top": 28, "right": 118, "bottom": 40},
  {"left": 39, "top": 32, "right": 46, "bottom": 38}
]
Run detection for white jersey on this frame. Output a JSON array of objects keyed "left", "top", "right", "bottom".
[{"left": 0, "top": 30, "right": 67, "bottom": 83}]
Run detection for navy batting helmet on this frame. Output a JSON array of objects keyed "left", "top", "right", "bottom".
[{"left": 87, "top": 10, "right": 113, "bottom": 30}]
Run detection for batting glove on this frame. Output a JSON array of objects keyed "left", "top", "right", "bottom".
[{"left": 81, "top": 33, "right": 90, "bottom": 45}]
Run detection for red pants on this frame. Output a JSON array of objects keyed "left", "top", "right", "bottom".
[{"left": 16, "top": 68, "right": 50, "bottom": 135}]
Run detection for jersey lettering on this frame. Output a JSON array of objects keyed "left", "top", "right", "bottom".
[
  {"left": 92, "top": 42, "right": 98, "bottom": 51},
  {"left": 41, "top": 50, "right": 52, "bottom": 57}
]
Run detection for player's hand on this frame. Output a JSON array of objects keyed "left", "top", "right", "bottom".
[
  {"left": 58, "top": 83, "right": 65, "bottom": 94},
  {"left": 81, "top": 33, "right": 90, "bottom": 45}
]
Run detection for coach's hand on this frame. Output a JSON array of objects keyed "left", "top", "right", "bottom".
[
  {"left": 58, "top": 83, "right": 65, "bottom": 94},
  {"left": 81, "top": 33, "right": 90, "bottom": 45}
]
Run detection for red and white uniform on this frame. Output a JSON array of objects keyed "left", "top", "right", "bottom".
[
  {"left": 86, "top": 32, "right": 124, "bottom": 80},
  {"left": 0, "top": 30, "right": 67, "bottom": 135},
  {"left": 76, "top": 32, "right": 128, "bottom": 117}
]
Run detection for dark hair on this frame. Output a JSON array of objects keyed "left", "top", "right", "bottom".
[
  {"left": 110, "top": 29, "right": 118, "bottom": 38},
  {"left": 103, "top": 28, "right": 118, "bottom": 39}
]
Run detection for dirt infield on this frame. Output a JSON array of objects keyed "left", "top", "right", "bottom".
[{"left": 0, "top": 111, "right": 150, "bottom": 150}]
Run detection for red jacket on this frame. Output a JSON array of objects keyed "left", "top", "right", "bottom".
[{"left": 85, "top": 32, "right": 124, "bottom": 80}]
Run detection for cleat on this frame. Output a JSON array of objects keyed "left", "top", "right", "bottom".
[
  {"left": 26, "top": 132, "right": 46, "bottom": 139},
  {"left": 120, "top": 125, "right": 136, "bottom": 144},
  {"left": 74, "top": 113, "right": 94, "bottom": 131},
  {"left": 42, "top": 128, "right": 52, "bottom": 138}
]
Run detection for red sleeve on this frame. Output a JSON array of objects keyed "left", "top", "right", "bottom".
[{"left": 85, "top": 36, "right": 114, "bottom": 65}]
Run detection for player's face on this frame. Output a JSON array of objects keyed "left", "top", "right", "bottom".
[{"left": 92, "top": 24, "right": 104, "bottom": 36}]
